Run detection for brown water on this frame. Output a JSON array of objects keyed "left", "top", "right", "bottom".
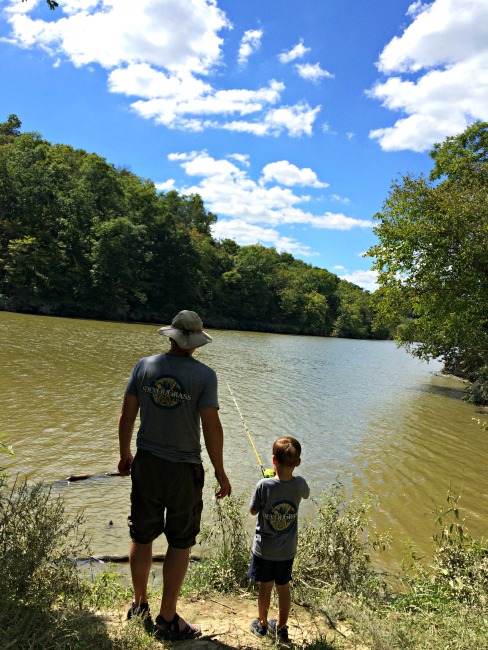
[{"left": 1, "top": 311, "right": 486, "bottom": 569}]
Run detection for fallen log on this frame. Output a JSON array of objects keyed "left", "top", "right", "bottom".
[
  {"left": 54, "top": 472, "right": 122, "bottom": 484},
  {"left": 79, "top": 553, "right": 200, "bottom": 563},
  {"left": 66, "top": 472, "right": 121, "bottom": 482}
]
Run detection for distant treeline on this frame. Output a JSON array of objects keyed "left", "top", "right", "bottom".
[{"left": 0, "top": 114, "right": 389, "bottom": 339}]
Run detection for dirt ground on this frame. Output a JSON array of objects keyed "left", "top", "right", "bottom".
[{"left": 100, "top": 593, "right": 357, "bottom": 649}]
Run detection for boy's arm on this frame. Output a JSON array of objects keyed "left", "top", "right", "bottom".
[{"left": 249, "top": 483, "right": 261, "bottom": 515}]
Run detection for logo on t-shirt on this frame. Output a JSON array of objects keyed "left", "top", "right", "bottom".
[
  {"left": 143, "top": 375, "right": 191, "bottom": 409},
  {"left": 264, "top": 500, "right": 297, "bottom": 533}
]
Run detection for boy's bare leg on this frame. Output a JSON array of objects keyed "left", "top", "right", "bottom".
[
  {"left": 275, "top": 582, "right": 291, "bottom": 628},
  {"left": 129, "top": 541, "right": 153, "bottom": 604},
  {"left": 158, "top": 546, "right": 191, "bottom": 631},
  {"left": 258, "top": 581, "right": 274, "bottom": 626}
]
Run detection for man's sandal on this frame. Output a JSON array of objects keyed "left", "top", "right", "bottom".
[{"left": 153, "top": 613, "right": 202, "bottom": 640}]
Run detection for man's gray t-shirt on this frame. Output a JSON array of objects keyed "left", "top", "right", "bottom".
[
  {"left": 125, "top": 353, "right": 218, "bottom": 464},
  {"left": 250, "top": 476, "right": 310, "bottom": 561}
]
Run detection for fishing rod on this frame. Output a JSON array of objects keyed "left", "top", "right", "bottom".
[{"left": 226, "top": 382, "right": 275, "bottom": 478}]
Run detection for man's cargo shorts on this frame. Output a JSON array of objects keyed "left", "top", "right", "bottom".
[{"left": 128, "top": 449, "right": 205, "bottom": 548}]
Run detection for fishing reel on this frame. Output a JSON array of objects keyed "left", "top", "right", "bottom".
[{"left": 263, "top": 468, "right": 275, "bottom": 478}]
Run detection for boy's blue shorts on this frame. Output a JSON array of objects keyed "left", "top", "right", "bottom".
[{"left": 247, "top": 553, "right": 294, "bottom": 585}]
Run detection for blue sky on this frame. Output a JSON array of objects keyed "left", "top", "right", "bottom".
[{"left": 1, "top": 0, "right": 487, "bottom": 291}]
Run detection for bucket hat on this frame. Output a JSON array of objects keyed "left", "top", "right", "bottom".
[{"left": 159, "top": 310, "right": 212, "bottom": 349}]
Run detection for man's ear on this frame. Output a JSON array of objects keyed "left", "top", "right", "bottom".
[{"left": 295, "top": 458, "right": 301, "bottom": 467}]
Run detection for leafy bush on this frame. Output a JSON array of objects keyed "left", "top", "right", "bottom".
[
  {"left": 188, "top": 492, "right": 252, "bottom": 594},
  {"left": 0, "top": 475, "right": 96, "bottom": 648},
  {"left": 293, "top": 482, "right": 390, "bottom": 604},
  {"left": 397, "top": 491, "right": 488, "bottom": 610},
  {"left": 465, "top": 365, "right": 488, "bottom": 405}
]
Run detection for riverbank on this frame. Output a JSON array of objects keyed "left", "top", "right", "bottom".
[
  {"left": 2, "top": 466, "right": 488, "bottom": 650},
  {"left": 99, "top": 593, "right": 338, "bottom": 649}
]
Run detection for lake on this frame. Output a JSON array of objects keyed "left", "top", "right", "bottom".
[{"left": 1, "top": 311, "right": 486, "bottom": 571}]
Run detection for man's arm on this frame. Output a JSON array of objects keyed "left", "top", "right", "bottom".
[
  {"left": 200, "top": 407, "right": 231, "bottom": 498},
  {"left": 118, "top": 393, "right": 140, "bottom": 476}
]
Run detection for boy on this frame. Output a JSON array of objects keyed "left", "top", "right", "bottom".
[{"left": 248, "top": 436, "right": 310, "bottom": 643}]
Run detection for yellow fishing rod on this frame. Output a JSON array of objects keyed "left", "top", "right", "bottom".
[{"left": 227, "top": 383, "right": 275, "bottom": 478}]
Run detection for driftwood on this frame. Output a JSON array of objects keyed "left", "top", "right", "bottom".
[
  {"left": 80, "top": 553, "right": 201, "bottom": 563},
  {"left": 55, "top": 472, "right": 122, "bottom": 484},
  {"left": 65, "top": 472, "right": 121, "bottom": 482}
]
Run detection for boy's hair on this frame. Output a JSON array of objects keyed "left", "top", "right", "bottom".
[{"left": 272, "top": 436, "right": 301, "bottom": 467}]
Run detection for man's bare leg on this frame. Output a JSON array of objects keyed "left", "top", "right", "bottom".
[
  {"left": 158, "top": 546, "right": 191, "bottom": 631},
  {"left": 129, "top": 541, "right": 153, "bottom": 605}
]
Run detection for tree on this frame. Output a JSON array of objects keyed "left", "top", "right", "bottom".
[
  {"left": 367, "top": 122, "right": 488, "bottom": 402},
  {"left": 0, "top": 114, "right": 21, "bottom": 146}
]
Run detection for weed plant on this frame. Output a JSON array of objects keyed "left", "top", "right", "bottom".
[
  {"left": 187, "top": 491, "right": 253, "bottom": 595},
  {"left": 395, "top": 491, "right": 488, "bottom": 611},
  {"left": 0, "top": 472, "right": 118, "bottom": 649},
  {"left": 294, "top": 482, "right": 390, "bottom": 606}
]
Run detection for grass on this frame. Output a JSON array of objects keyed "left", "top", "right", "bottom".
[{"left": 1, "top": 452, "right": 487, "bottom": 649}]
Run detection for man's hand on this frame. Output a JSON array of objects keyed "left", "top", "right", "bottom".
[
  {"left": 118, "top": 452, "right": 133, "bottom": 476},
  {"left": 215, "top": 469, "right": 231, "bottom": 498}
]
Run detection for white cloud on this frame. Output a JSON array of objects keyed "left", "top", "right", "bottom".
[
  {"left": 128, "top": 79, "right": 285, "bottom": 129},
  {"left": 261, "top": 161, "right": 328, "bottom": 188},
  {"left": 219, "top": 101, "right": 320, "bottom": 137},
  {"left": 4, "top": 0, "right": 324, "bottom": 138},
  {"left": 368, "top": 0, "right": 488, "bottom": 151},
  {"left": 227, "top": 153, "right": 250, "bottom": 166},
  {"left": 5, "top": 0, "right": 40, "bottom": 15},
  {"left": 295, "top": 62, "right": 334, "bottom": 83},
  {"left": 108, "top": 64, "right": 212, "bottom": 101},
  {"left": 155, "top": 179, "right": 176, "bottom": 191},
  {"left": 338, "top": 269, "right": 378, "bottom": 292},
  {"left": 331, "top": 194, "right": 350, "bottom": 204},
  {"left": 238, "top": 28, "right": 262, "bottom": 65},
  {"left": 278, "top": 39, "right": 310, "bottom": 63},
  {"left": 166, "top": 151, "right": 372, "bottom": 248},
  {"left": 211, "top": 219, "right": 316, "bottom": 256},
  {"left": 7, "top": 0, "right": 230, "bottom": 73}
]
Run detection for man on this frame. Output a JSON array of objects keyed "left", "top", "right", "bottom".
[{"left": 118, "top": 310, "right": 231, "bottom": 640}]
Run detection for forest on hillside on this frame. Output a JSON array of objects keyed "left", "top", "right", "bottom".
[{"left": 0, "top": 115, "right": 387, "bottom": 339}]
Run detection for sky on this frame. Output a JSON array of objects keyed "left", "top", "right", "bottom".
[{"left": 1, "top": 0, "right": 488, "bottom": 292}]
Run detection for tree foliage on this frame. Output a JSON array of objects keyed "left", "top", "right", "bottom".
[
  {"left": 0, "top": 115, "right": 384, "bottom": 339},
  {"left": 368, "top": 122, "right": 488, "bottom": 402}
]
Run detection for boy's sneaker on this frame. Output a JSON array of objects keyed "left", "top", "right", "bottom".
[
  {"left": 268, "top": 619, "right": 290, "bottom": 643},
  {"left": 250, "top": 618, "right": 268, "bottom": 637},
  {"left": 127, "top": 602, "right": 154, "bottom": 630}
]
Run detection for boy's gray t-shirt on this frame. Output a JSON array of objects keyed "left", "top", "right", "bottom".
[
  {"left": 250, "top": 476, "right": 310, "bottom": 561},
  {"left": 125, "top": 353, "right": 219, "bottom": 464}
]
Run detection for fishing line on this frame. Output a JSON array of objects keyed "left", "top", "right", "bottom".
[{"left": 226, "top": 382, "right": 275, "bottom": 478}]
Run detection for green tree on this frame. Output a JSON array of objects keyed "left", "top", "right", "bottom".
[
  {"left": 221, "top": 245, "right": 282, "bottom": 322},
  {"left": 278, "top": 261, "right": 340, "bottom": 334},
  {"left": 0, "top": 114, "right": 21, "bottom": 146},
  {"left": 333, "top": 281, "right": 374, "bottom": 339},
  {"left": 367, "top": 122, "right": 488, "bottom": 401}
]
